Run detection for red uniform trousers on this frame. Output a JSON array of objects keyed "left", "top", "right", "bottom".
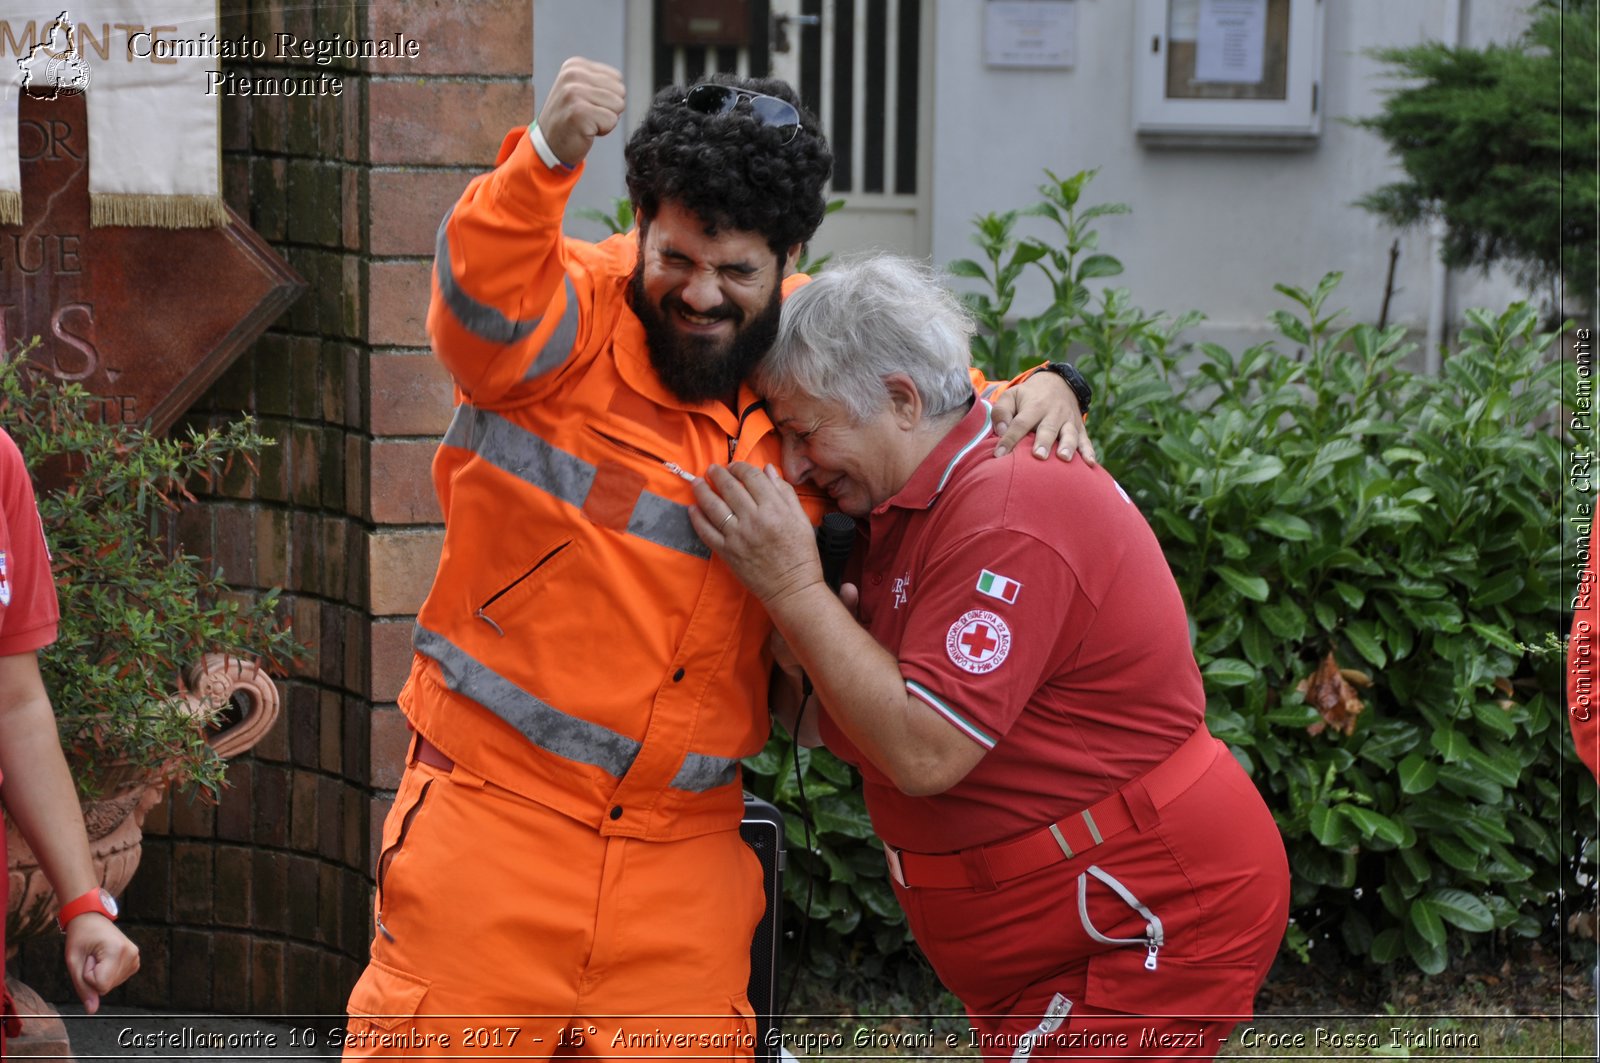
[
  {"left": 344, "top": 745, "right": 764, "bottom": 1060},
  {"left": 892, "top": 742, "right": 1288, "bottom": 1061}
]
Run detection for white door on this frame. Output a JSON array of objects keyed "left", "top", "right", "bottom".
[{"left": 635, "top": 0, "right": 932, "bottom": 260}]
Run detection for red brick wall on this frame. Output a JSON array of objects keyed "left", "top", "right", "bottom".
[{"left": 15, "top": 0, "right": 532, "bottom": 1018}]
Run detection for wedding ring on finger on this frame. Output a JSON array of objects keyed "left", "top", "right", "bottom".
[{"left": 720, "top": 512, "right": 738, "bottom": 533}]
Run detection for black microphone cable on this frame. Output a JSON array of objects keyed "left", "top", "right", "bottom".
[
  {"left": 778, "top": 513, "right": 856, "bottom": 1017},
  {"left": 778, "top": 672, "right": 818, "bottom": 1018}
]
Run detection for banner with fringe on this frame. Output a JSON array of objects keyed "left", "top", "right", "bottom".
[{"left": 0, "top": 1, "right": 222, "bottom": 228}]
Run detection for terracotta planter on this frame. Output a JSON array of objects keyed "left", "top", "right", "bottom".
[{"left": 4, "top": 653, "right": 280, "bottom": 951}]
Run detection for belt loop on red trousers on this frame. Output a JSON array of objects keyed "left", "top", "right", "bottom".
[
  {"left": 1121, "top": 777, "right": 1160, "bottom": 833},
  {"left": 406, "top": 728, "right": 422, "bottom": 768},
  {"left": 885, "top": 846, "right": 907, "bottom": 888},
  {"left": 959, "top": 846, "right": 999, "bottom": 891}
]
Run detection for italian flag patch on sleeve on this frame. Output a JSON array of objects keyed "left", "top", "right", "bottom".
[{"left": 976, "top": 569, "right": 1021, "bottom": 604}]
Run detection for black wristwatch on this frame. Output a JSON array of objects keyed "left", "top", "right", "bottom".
[{"left": 1035, "top": 361, "right": 1092, "bottom": 414}]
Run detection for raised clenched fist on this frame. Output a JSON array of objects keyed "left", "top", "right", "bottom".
[{"left": 536, "top": 57, "right": 626, "bottom": 167}]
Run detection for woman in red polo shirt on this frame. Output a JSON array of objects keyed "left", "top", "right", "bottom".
[
  {"left": 691, "top": 256, "right": 1288, "bottom": 1061},
  {"left": 0, "top": 427, "right": 140, "bottom": 1047}
]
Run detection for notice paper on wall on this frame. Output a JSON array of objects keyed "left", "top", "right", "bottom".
[
  {"left": 984, "top": 0, "right": 1077, "bottom": 69},
  {"left": 1195, "top": 0, "right": 1266, "bottom": 83}
]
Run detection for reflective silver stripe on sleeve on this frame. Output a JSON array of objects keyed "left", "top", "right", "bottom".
[
  {"left": 434, "top": 208, "right": 580, "bottom": 379},
  {"left": 414, "top": 626, "right": 740, "bottom": 793},
  {"left": 441, "top": 405, "right": 710, "bottom": 559},
  {"left": 524, "top": 282, "right": 581, "bottom": 382}
]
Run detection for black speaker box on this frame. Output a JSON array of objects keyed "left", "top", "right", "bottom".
[{"left": 740, "top": 793, "right": 785, "bottom": 1062}]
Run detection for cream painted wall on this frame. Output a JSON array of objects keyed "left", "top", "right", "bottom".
[
  {"left": 532, "top": 0, "right": 635, "bottom": 242},
  {"left": 919, "top": 0, "right": 1538, "bottom": 349}
]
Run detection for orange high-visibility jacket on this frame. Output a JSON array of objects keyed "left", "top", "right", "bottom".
[{"left": 405, "top": 128, "right": 827, "bottom": 841}]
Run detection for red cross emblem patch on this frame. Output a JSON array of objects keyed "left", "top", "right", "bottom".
[{"left": 946, "top": 609, "right": 1011, "bottom": 674}]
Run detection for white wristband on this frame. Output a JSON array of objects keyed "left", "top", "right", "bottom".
[{"left": 530, "top": 122, "right": 574, "bottom": 172}]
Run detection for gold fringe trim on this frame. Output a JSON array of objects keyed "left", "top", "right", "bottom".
[
  {"left": 90, "top": 193, "right": 229, "bottom": 229},
  {"left": 0, "top": 191, "right": 19, "bottom": 226}
]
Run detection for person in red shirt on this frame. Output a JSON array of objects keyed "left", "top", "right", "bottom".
[
  {"left": 0, "top": 427, "right": 141, "bottom": 1049},
  {"left": 693, "top": 256, "right": 1289, "bottom": 1061}
]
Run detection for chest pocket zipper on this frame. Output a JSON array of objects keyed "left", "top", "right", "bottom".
[
  {"left": 587, "top": 425, "right": 669, "bottom": 466},
  {"left": 1077, "top": 863, "right": 1165, "bottom": 971}
]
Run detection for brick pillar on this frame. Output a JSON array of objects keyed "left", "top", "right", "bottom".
[
  {"left": 91, "top": 0, "right": 379, "bottom": 1017},
  {"left": 359, "top": 0, "right": 534, "bottom": 900}
]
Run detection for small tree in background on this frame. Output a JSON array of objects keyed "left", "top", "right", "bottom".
[{"left": 1353, "top": 0, "right": 1597, "bottom": 315}]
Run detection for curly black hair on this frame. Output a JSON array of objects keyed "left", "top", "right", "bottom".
[{"left": 625, "top": 73, "right": 834, "bottom": 255}]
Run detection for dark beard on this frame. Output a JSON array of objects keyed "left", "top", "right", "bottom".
[{"left": 629, "top": 264, "right": 783, "bottom": 405}]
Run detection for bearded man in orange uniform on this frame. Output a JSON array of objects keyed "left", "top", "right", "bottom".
[{"left": 342, "top": 56, "right": 1090, "bottom": 1059}]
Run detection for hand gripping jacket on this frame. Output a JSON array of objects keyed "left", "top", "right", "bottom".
[{"left": 407, "top": 127, "right": 825, "bottom": 841}]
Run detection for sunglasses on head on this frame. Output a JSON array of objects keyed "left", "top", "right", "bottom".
[{"left": 682, "top": 84, "right": 801, "bottom": 143}]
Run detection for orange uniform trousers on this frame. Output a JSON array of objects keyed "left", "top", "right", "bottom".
[{"left": 343, "top": 746, "right": 764, "bottom": 1060}]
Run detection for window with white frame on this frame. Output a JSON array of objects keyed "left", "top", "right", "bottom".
[{"left": 1133, "top": 0, "right": 1324, "bottom": 146}]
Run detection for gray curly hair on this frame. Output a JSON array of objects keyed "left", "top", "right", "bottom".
[{"left": 753, "top": 254, "right": 976, "bottom": 424}]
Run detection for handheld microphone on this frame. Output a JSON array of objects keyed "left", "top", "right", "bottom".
[{"left": 816, "top": 512, "right": 856, "bottom": 593}]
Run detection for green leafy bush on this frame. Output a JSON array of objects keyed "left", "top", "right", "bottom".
[
  {"left": 952, "top": 168, "right": 1140, "bottom": 381},
  {"left": 964, "top": 171, "right": 1580, "bottom": 974},
  {"left": 1093, "top": 285, "right": 1574, "bottom": 974},
  {"left": 0, "top": 350, "right": 303, "bottom": 800}
]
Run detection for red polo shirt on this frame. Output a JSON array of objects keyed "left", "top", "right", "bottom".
[
  {"left": 819, "top": 400, "right": 1205, "bottom": 853},
  {"left": 0, "top": 427, "right": 59, "bottom": 991},
  {"left": 0, "top": 429, "right": 58, "bottom": 658}
]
